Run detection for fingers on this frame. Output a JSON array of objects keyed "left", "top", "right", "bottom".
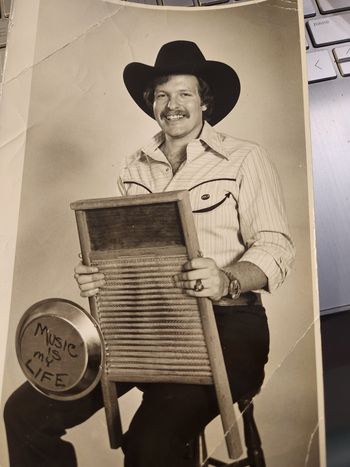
[
  {"left": 80, "top": 287, "right": 101, "bottom": 298},
  {"left": 174, "top": 257, "right": 217, "bottom": 285},
  {"left": 76, "top": 272, "right": 105, "bottom": 285},
  {"left": 173, "top": 277, "right": 209, "bottom": 291},
  {"left": 77, "top": 276, "right": 106, "bottom": 297},
  {"left": 74, "top": 261, "right": 105, "bottom": 297},
  {"left": 174, "top": 270, "right": 220, "bottom": 298},
  {"left": 181, "top": 257, "right": 215, "bottom": 272},
  {"left": 174, "top": 257, "right": 226, "bottom": 302},
  {"left": 174, "top": 268, "right": 211, "bottom": 283},
  {"left": 176, "top": 280, "right": 221, "bottom": 301},
  {"left": 79, "top": 276, "right": 105, "bottom": 290},
  {"left": 74, "top": 262, "right": 99, "bottom": 275}
]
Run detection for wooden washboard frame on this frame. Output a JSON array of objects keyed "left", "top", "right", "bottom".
[{"left": 71, "top": 190, "right": 242, "bottom": 459}]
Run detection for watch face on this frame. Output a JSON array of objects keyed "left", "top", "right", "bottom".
[
  {"left": 229, "top": 278, "right": 241, "bottom": 299},
  {"left": 222, "top": 269, "right": 241, "bottom": 299}
]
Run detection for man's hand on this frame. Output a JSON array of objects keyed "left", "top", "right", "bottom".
[
  {"left": 173, "top": 257, "right": 229, "bottom": 302},
  {"left": 74, "top": 262, "right": 106, "bottom": 297}
]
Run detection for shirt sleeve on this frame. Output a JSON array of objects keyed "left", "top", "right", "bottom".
[{"left": 236, "top": 146, "right": 296, "bottom": 292}]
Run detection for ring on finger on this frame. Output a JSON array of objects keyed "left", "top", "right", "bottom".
[{"left": 193, "top": 279, "right": 204, "bottom": 292}]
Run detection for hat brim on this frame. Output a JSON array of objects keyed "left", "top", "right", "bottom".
[{"left": 123, "top": 60, "right": 240, "bottom": 126}]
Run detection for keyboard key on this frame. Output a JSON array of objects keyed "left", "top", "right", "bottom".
[
  {"left": 307, "top": 13, "right": 350, "bottom": 47},
  {"left": 338, "top": 60, "right": 350, "bottom": 76},
  {"left": 199, "top": 0, "right": 229, "bottom": 4},
  {"left": 333, "top": 44, "right": 350, "bottom": 61},
  {"left": 307, "top": 50, "right": 337, "bottom": 82},
  {"left": 316, "top": 0, "right": 350, "bottom": 14},
  {"left": 304, "top": 0, "right": 316, "bottom": 17},
  {"left": 125, "top": 0, "right": 158, "bottom": 3},
  {"left": 162, "top": 0, "right": 194, "bottom": 4}
]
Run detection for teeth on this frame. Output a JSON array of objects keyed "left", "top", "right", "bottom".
[{"left": 166, "top": 115, "right": 184, "bottom": 121}]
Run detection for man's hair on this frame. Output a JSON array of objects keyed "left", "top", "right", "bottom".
[{"left": 143, "top": 75, "right": 214, "bottom": 120}]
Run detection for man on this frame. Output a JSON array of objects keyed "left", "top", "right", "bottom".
[{"left": 4, "top": 40, "right": 295, "bottom": 467}]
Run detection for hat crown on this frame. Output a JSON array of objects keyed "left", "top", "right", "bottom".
[{"left": 154, "top": 41, "right": 206, "bottom": 71}]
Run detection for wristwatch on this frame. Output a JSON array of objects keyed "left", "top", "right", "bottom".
[{"left": 222, "top": 270, "right": 242, "bottom": 300}]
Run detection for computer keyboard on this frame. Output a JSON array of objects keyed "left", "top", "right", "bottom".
[
  {"left": 305, "top": 0, "right": 350, "bottom": 83},
  {"left": 122, "top": 0, "right": 244, "bottom": 7}
]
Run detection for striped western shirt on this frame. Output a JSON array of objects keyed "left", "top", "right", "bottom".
[{"left": 117, "top": 121, "right": 295, "bottom": 292}]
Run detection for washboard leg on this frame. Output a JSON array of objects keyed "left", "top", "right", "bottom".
[
  {"left": 101, "top": 376, "right": 123, "bottom": 449},
  {"left": 198, "top": 298, "right": 242, "bottom": 459}
]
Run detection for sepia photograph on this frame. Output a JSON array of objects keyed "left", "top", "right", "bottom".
[{"left": 0, "top": 1, "right": 324, "bottom": 466}]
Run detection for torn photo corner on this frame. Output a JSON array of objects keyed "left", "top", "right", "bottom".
[{"left": 0, "top": 1, "right": 325, "bottom": 466}]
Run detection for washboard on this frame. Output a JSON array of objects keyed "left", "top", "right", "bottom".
[{"left": 71, "top": 190, "right": 242, "bottom": 459}]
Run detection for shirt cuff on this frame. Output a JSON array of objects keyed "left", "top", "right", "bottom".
[{"left": 238, "top": 246, "right": 294, "bottom": 293}]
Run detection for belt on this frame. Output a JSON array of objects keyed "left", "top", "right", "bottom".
[{"left": 214, "top": 292, "right": 262, "bottom": 307}]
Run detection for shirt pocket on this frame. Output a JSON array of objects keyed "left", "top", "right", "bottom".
[{"left": 188, "top": 179, "right": 238, "bottom": 214}]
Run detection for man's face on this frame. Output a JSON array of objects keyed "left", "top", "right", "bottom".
[{"left": 153, "top": 75, "right": 206, "bottom": 140}]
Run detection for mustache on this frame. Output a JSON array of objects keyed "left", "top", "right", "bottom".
[{"left": 160, "top": 110, "right": 190, "bottom": 119}]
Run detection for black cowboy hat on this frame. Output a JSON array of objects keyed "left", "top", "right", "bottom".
[{"left": 123, "top": 40, "right": 240, "bottom": 126}]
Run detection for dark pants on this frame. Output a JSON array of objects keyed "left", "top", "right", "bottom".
[{"left": 4, "top": 305, "right": 269, "bottom": 467}]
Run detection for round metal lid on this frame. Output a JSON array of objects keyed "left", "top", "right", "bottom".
[{"left": 16, "top": 298, "right": 104, "bottom": 400}]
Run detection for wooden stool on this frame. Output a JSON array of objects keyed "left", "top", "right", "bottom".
[{"left": 196, "top": 398, "right": 266, "bottom": 467}]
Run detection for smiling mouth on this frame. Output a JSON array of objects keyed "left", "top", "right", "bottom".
[{"left": 162, "top": 112, "right": 188, "bottom": 121}]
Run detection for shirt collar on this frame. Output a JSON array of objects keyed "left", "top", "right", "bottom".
[
  {"left": 140, "top": 131, "right": 167, "bottom": 163},
  {"left": 197, "top": 121, "right": 229, "bottom": 160},
  {"left": 139, "top": 121, "right": 229, "bottom": 162}
]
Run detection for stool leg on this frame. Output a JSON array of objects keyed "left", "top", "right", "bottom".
[{"left": 238, "top": 400, "right": 266, "bottom": 467}]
